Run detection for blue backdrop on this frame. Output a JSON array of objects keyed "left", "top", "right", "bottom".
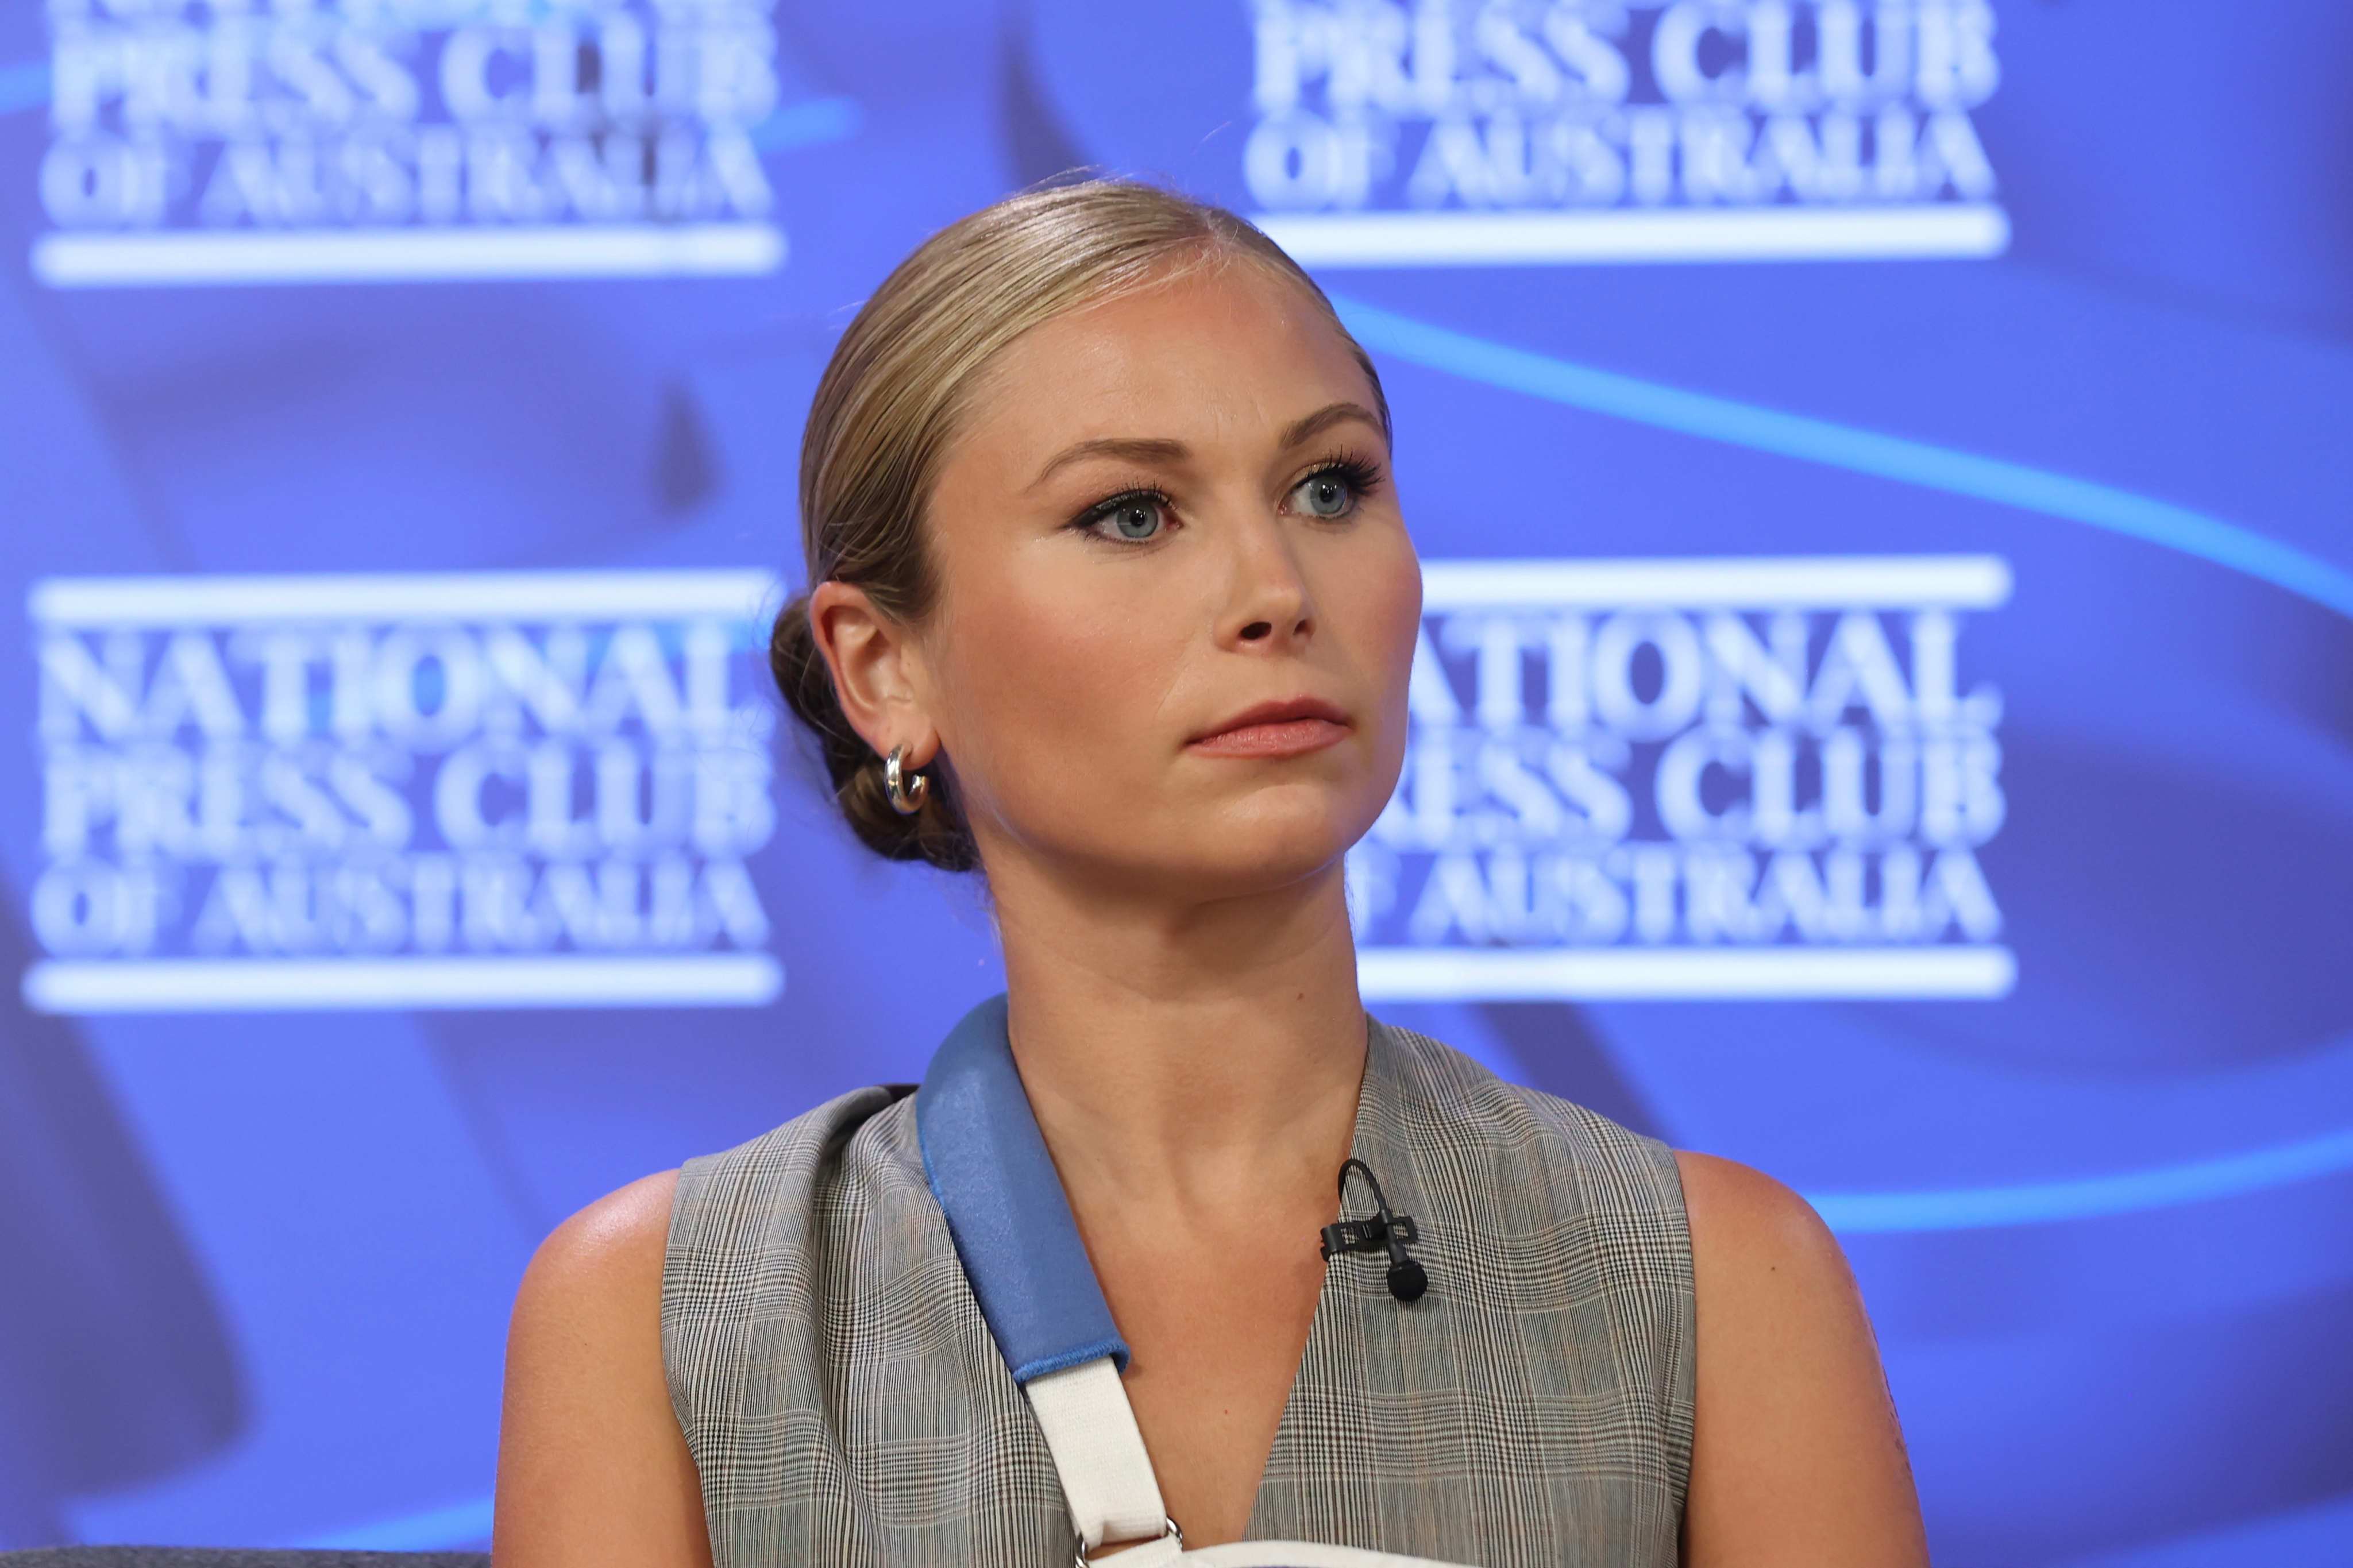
[{"left": 2, "top": 2, "right": 2349, "bottom": 1563}]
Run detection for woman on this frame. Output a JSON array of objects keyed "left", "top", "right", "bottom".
[{"left": 493, "top": 181, "right": 1929, "bottom": 1568}]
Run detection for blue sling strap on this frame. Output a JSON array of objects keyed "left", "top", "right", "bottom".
[{"left": 915, "top": 994, "right": 1130, "bottom": 1384}]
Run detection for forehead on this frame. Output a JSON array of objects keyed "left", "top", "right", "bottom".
[{"left": 954, "top": 261, "right": 1377, "bottom": 459}]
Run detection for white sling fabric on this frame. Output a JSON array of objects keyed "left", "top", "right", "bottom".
[
  {"left": 1183, "top": 1546, "right": 1474, "bottom": 1567},
  {"left": 1023, "top": 1355, "right": 1471, "bottom": 1568},
  {"left": 1024, "top": 1357, "right": 1170, "bottom": 1551}
]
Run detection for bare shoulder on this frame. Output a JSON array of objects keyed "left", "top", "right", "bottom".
[
  {"left": 521, "top": 1168, "right": 680, "bottom": 1304},
  {"left": 1675, "top": 1149, "right": 1851, "bottom": 1287},
  {"left": 1673, "top": 1151, "right": 1928, "bottom": 1568},
  {"left": 494, "top": 1171, "right": 712, "bottom": 1568}
]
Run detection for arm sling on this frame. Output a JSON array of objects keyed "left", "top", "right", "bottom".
[{"left": 916, "top": 997, "right": 1475, "bottom": 1568}]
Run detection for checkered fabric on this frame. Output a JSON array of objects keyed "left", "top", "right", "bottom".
[{"left": 663, "top": 1018, "right": 1694, "bottom": 1567}]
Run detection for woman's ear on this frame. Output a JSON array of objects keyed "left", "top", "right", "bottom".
[{"left": 808, "top": 581, "right": 942, "bottom": 768}]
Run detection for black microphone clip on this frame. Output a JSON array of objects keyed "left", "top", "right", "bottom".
[{"left": 1320, "top": 1157, "right": 1428, "bottom": 1303}]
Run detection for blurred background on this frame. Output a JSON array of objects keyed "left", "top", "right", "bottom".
[{"left": 1, "top": 1, "right": 2348, "bottom": 1562}]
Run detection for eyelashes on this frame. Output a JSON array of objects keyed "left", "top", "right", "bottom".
[
  {"left": 1301, "top": 454, "right": 1385, "bottom": 505},
  {"left": 1066, "top": 454, "right": 1386, "bottom": 543},
  {"left": 1074, "top": 486, "right": 1177, "bottom": 543}
]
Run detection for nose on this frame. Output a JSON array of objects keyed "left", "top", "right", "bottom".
[
  {"left": 1223, "top": 522, "right": 1317, "bottom": 648},
  {"left": 1220, "top": 510, "right": 1315, "bottom": 652}
]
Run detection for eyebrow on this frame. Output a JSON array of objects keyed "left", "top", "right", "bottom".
[
  {"left": 1029, "top": 437, "right": 1189, "bottom": 491},
  {"left": 1278, "top": 400, "right": 1385, "bottom": 451},
  {"left": 1025, "top": 401, "right": 1388, "bottom": 492}
]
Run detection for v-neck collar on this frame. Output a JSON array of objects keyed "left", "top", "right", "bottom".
[
  {"left": 1243, "top": 1019, "right": 1416, "bottom": 1536},
  {"left": 913, "top": 994, "right": 1411, "bottom": 1496}
]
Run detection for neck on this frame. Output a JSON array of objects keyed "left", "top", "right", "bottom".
[{"left": 985, "top": 855, "right": 1368, "bottom": 1207}]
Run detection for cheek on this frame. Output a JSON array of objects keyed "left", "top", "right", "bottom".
[
  {"left": 931, "top": 559, "right": 1185, "bottom": 800},
  {"left": 1348, "top": 537, "right": 1426, "bottom": 725}
]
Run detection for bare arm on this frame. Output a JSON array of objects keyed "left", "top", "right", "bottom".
[
  {"left": 492, "top": 1171, "right": 713, "bottom": 1568},
  {"left": 1676, "top": 1152, "right": 1928, "bottom": 1568}
]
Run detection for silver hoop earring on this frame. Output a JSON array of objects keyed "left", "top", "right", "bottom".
[{"left": 884, "top": 746, "right": 929, "bottom": 816}]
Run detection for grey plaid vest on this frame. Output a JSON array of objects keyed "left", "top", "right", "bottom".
[{"left": 664, "top": 1017, "right": 1695, "bottom": 1567}]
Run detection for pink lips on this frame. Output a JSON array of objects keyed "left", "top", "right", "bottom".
[{"left": 1187, "top": 697, "right": 1352, "bottom": 759}]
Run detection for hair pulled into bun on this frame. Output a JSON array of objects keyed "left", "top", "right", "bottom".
[{"left": 772, "top": 178, "right": 1388, "bottom": 874}]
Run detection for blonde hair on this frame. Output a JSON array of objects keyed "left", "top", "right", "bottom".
[{"left": 769, "top": 179, "right": 1392, "bottom": 870}]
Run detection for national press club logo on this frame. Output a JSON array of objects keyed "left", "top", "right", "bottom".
[
  {"left": 1348, "top": 555, "right": 2013, "bottom": 999},
  {"left": 30, "top": 0, "right": 835, "bottom": 287},
  {"left": 24, "top": 571, "right": 783, "bottom": 1012},
  {"left": 1243, "top": 0, "right": 2007, "bottom": 267}
]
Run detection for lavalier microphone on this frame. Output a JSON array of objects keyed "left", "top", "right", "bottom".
[{"left": 1320, "top": 1157, "right": 1428, "bottom": 1303}]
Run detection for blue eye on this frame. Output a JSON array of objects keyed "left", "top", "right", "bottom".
[
  {"left": 1291, "top": 470, "right": 1356, "bottom": 519},
  {"left": 1087, "top": 493, "right": 1169, "bottom": 542}
]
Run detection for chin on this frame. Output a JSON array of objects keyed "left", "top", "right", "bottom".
[
  {"left": 1175, "top": 792, "right": 1370, "bottom": 893},
  {"left": 1005, "top": 774, "right": 1391, "bottom": 901}
]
